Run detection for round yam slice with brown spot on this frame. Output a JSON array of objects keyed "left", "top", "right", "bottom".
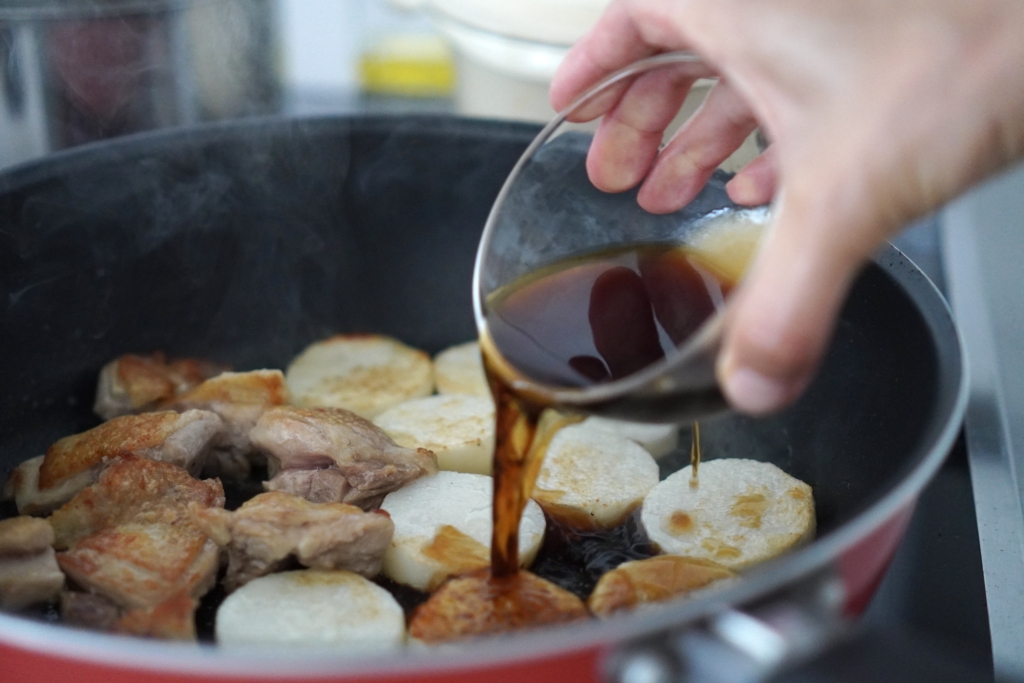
[
  {"left": 380, "top": 472, "right": 545, "bottom": 591},
  {"left": 641, "top": 459, "right": 815, "bottom": 570},
  {"left": 286, "top": 334, "right": 433, "bottom": 419},
  {"left": 533, "top": 424, "right": 659, "bottom": 530}
]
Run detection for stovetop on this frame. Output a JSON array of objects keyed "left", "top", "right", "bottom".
[
  {"left": 864, "top": 162, "right": 1024, "bottom": 683},
  {"left": 940, "top": 164, "right": 1024, "bottom": 681}
]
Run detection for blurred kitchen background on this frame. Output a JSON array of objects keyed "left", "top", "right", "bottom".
[{"left": 0, "top": 0, "right": 618, "bottom": 169}]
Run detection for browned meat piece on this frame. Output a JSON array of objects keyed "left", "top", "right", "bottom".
[
  {"left": 49, "top": 456, "right": 223, "bottom": 628},
  {"left": 0, "top": 517, "right": 64, "bottom": 610},
  {"left": 165, "top": 370, "right": 291, "bottom": 477},
  {"left": 94, "top": 352, "right": 228, "bottom": 420},
  {"left": 192, "top": 491, "right": 394, "bottom": 592},
  {"left": 61, "top": 589, "right": 198, "bottom": 640},
  {"left": 60, "top": 591, "right": 121, "bottom": 631},
  {"left": 408, "top": 569, "right": 588, "bottom": 643},
  {"left": 36, "top": 409, "right": 223, "bottom": 498},
  {"left": 261, "top": 468, "right": 351, "bottom": 506},
  {"left": 48, "top": 454, "right": 224, "bottom": 549},
  {"left": 114, "top": 591, "right": 198, "bottom": 640},
  {"left": 587, "top": 556, "right": 737, "bottom": 618},
  {"left": 57, "top": 523, "right": 219, "bottom": 610},
  {"left": 252, "top": 406, "right": 437, "bottom": 509}
]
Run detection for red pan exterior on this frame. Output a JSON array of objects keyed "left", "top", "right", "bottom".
[
  {"left": 0, "top": 642, "right": 607, "bottom": 683},
  {"left": 838, "top": 500, "right": 916, "bottom": 616},
  {"left": 0, "top": 499, "right": 918, "bottom": 683}
]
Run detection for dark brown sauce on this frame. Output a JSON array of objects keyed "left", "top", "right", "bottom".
[
  {"left": 484, "top": 243, "right": 733, "bottom": 388},
  {"left": 690, "top": 421, "right": 701, "bottom": 488},
  {"left": 483, "top": 243, "right": 734, "bottom": 590},
  {"left": 530, "top": 514, "right": 656, "bottom": 599}
]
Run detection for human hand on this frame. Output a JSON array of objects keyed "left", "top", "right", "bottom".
[{"left": 550, "top": 0, "right": 1024, "bottom": 414}]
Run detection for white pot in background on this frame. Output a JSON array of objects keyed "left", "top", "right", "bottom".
[{"left": 419, "top": 0, "right": 606, "bottom": 122}]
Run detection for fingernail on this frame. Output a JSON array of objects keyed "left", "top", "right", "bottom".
[{"left": 723, "top": 366, "right": 789, "bottom": 415}]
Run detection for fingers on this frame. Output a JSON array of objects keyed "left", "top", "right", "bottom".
[
  {"left": 636, "top": 80, "right": 760, "bottom": 213},
  {"left": 727, "top": 146, "right": 778, "bottom": 206},
  {"left": 715, "top": 190, "right": 868, "bottom": 415},
  {"left": 550, "top": 1, "right": 656, "bottom": 117},
  {"left": 586, "top": 66, "right": 697, "bottom": 192}
]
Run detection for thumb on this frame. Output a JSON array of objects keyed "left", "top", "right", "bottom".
[{"left": 715, "top": 190, "right": 871, "bottom": 415}]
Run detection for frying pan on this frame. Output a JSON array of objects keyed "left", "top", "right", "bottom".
[{"left": 0, "top": 116, "right": 967, "bottom": 682}]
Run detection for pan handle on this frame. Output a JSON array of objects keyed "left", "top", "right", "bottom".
[
  {"left": 603, "top": 571, "right": 993, "bottom": 683},
  {"left": 762, "top": 628, "right": 993, "bottom": 683}
]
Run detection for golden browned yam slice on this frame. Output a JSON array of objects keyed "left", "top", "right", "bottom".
[
  {"left": 192, "top": 491, "right": 394, "bottom": 592},
  {"left": 532, "top": 424, "right": 659, "bottom": 531},
  {"left": 166, "top": 370, "right": 291, "bottom": 476},
  {"left": 0, "top": 517, "right": 64, "bottom": 611},
  {"left": 3, "top": 456, "right": 97, "bottom": 517},
  {"left": 94, "top": 352, "right": 228, "bottom": 421},
  {"left": 37, "top": 410, "right": 223, "bottom": 491},
  {"left": 48, "top": 454, "right": 225, "bottom": 550},
  {"left": 408, "top": 569, "right": 589, "bottom": 643},
  {"left": 373, "top": 394, "right": 495, "bottom": 475},
  {"left": 432, "top": 341, "right": 490, "bottom": 398},
  {"left": 641, "top": 459, "right": 815, "bottom": 570},
  {"left": 587, "top": 556, "right": 737, "bottom": 618},
  {"left": 253, "top": 406, "right": 438, "bottom": 509},
  {"left": 114, "top": 591, "right": 199, "bottom": 640},
  {"left": 57, "top": 523, "right": 219, "bottom": 610},
  {"left": 286, "top": 334, "right": 434, "bottom": 418},
  {"left": 379, "top": 472, "right": 545, "bottom": 591}
]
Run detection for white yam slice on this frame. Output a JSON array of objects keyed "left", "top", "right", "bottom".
[
  {"left": 532, "top": 424, "right": 659, "bottom": 530},
  {"left": 641, "top": 459, "right": 815, "bottom": 570},
  {"left": 373, "top": 395, "right": 495, "bottom": 475},
  {"left": 581, "top": 416, "right": 679, "bottom": 459},
  {"left": 3, "top": 456, "right": 94, "bottom": 517},
  {"left": 433, "top": 341, "right": 490, "bottom": 398},
  {"left": 379, "top": 472, "right": 545, "bottom": 591},
  {"left": 216, "top": 570, "right": 405, "bottom": 650},
  {"left": 286, "top": 334, "right": 434, "bottom": 419}
]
